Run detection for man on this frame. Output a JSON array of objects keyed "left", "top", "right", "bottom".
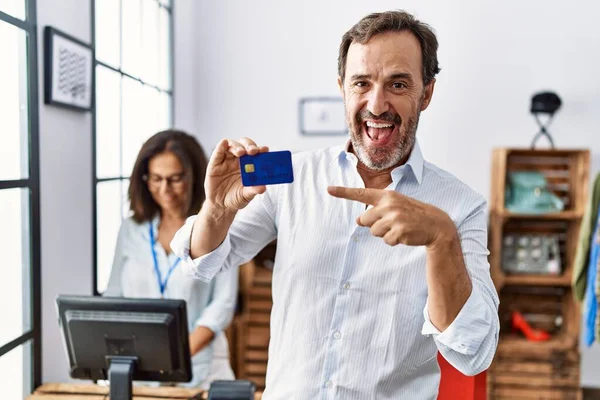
[{"left": 172, "top": 10, "right": 499, "bottom": 399}]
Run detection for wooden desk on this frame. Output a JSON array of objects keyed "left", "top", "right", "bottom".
[{"left": 27, "top": 383, "right": 262, "bottom": 400}]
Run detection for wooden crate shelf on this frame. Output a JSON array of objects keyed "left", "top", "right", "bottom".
[
  {"left": 225, "top": 242, "right": 276, "bottom": 393},
  {"left": 491, "top": 388, "right": 581, "bottom": 400},
  {"left": 490, "top": 148, "right": 590, "bottom": 216},
  {"left": 487, "top": 147, "right": 589, "bottom": 400},
  {"left": 497, "top": 334, "right": 577, "bottom": 355},
  {"left": 489, "top": 347, "right": 582, "bottom": 399},
  {"left": 503, "top": 274, "right": 571, "bottom": 287},
  {"left": 498, "top": 210, "right": 584, "bottom": 221}
]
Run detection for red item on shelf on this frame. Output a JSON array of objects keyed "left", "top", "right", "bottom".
[{"left": 511, "top": 310, "right": 551, "bottom": 341}]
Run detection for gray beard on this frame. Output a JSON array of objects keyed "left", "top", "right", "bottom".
[{"left": 350, "top": 112, "right": 420, "bottom": 171}]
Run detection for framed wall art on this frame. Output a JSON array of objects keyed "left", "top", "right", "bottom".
[
  {"left": 299, "top": 97, "right": 347, "bottom": 136},
  {"left": 44, "top": 26, "right": 93, "bottom": 111}
]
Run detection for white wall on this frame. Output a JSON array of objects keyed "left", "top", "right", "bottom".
[
  {"left": 173, "top": 0, "right": 196, "bottom": 134},
  {"left": 37, "top": 0, "right": 93, "bottom": 384},
  {"left": 177, "top": 0, "right": 600, "bottom": 387}
]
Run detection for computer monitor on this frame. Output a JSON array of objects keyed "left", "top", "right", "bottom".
[{"left": 55, "top": 295, "right": 192, "bottom": 400}]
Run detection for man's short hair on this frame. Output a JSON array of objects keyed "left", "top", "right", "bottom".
[{"left": 338, "top": 10, "right": 441, "bottom": 85}]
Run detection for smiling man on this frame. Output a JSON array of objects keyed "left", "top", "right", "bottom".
[{"left": 171, "top": 10, "right": 499, "bottom": 399}]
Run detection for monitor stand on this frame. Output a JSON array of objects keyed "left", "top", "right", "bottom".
[{"left": 107, "top": 357, "right": 137, "bottom": 400}]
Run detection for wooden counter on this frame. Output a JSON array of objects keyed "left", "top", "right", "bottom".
[{"left": 27, "top": 383, "right": 262, "bottom": 400}]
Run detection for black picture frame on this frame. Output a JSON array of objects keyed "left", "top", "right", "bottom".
[
  {"left": 299, "top": 97, "right": 348, "bottom": 136},
  {"left": 44, "top": 26, "right": 93, "bottom": 111}
]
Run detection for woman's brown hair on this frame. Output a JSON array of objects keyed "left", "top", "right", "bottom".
[{"left": 128, "top": 129, "right": 208, "bottom": 223}]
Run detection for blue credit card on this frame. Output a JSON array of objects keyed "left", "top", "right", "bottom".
[{"left": 239, "top": 150, "right": 294, "bottom": 186}]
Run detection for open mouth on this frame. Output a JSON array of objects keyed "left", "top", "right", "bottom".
[{"left": 363, "top": 121, "right": 397, "bottom": 145}]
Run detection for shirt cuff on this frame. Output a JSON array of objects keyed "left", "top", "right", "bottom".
[
  {"left": 421, "top": 288, "right": 491, "bottom": 355},
  {"left": 171, "top": 215, "right": 231, "bottom": 282}
]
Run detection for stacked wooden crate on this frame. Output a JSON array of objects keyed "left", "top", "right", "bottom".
[
  {"left": 487, "top": 148, "right": 590, "bottom": 399},
  {"left": 227, "top": 243, "right": 275, "bottom": 392}
]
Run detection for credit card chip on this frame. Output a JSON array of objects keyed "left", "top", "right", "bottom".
[{"left": 244, "top": 164, "right": 255, "bottom": 173}]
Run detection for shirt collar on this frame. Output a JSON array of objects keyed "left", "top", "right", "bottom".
[
  {"left": 335, "top": 139, "right": 424, "bottom": 185},
  {"left": 403, "top": 140, "right": 424, "bottom": 185}
]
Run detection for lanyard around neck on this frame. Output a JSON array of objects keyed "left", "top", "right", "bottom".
[{"left": 149, "top": 222, "right": 181, "bottom": 296}]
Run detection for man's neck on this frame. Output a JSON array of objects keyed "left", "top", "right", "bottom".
[
  {"left": 357, "top": 162, "right": 396, "bottom": 190},
  {"left": 350, "top": 144, "right": 411, "bottom": 190}
]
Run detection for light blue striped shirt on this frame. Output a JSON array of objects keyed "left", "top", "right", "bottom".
[{"left": 172, "top": 141, "right": 499, "bottom": 399}]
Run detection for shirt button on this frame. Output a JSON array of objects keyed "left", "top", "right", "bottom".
[
  {"left": 333, "top": 331, "right": 341, "bottom": 339},
  {"left": 343, "top": 282, "right": 350, "bottom": 290},
  {"left": 325, "top": 380, "right": 333, "bottom": 388},
  {"left": 352, "top": 235, "right": 359, "bottom": 242}
]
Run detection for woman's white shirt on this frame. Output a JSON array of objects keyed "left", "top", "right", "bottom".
[{"left": 104, "top": 216, "right": 238, "bottom": 387}]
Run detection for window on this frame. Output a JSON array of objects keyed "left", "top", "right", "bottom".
[
  {"left": 93, "top": 0, "right": 173, "bottom": 293},
  {"left": 0, "top": 0, "right": 41, "bottom": 397}
]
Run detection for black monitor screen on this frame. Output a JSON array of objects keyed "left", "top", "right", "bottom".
[{"left": 55, "top": 295, "right": 192, "bottom": 383}]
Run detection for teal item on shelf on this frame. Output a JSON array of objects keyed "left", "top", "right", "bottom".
[{"left": 505, "top": 171, "right": 564, "bottom": 214}]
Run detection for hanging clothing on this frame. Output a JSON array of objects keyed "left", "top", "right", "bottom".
[
  {"left": 583, "top": 216, "right": 600, "bottom": 346},
  {"left": 595, "top": 220, "right": 600, "bottom": 343},
  {"left": 573, "top": 173, "right": 600, "bottom": 301}
]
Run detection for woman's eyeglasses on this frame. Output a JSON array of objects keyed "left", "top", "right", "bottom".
[{"left": 142, "top": 173, "right": 186, "bottom": 188}]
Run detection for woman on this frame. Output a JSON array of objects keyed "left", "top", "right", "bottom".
[{"left": 104, "top": 129, "right": 237, "bottom": 388}]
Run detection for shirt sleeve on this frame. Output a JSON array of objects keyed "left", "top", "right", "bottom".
[
  {"left": 193, "top": 265, "right": 239, "bottom": 334},
  {"left": 421, "top": 198, "right": 500, "bottom": 376},
  {"left": 103, "top": 221, "right": 129, "bottom": 297},
  {"left": 171, "top": 186, "right": 279, "bottom": 283}
]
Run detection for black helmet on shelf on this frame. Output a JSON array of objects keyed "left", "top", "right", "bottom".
[{"left": 530, "top": 92, "right": 562, "bottom": 116}]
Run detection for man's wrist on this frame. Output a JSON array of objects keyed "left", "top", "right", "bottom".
[
  {"left": 427, "top": 213, "right": 458, "bottom": 252},
  {"left": 202, "top": 200, "right": 237, "bottom": 222}
]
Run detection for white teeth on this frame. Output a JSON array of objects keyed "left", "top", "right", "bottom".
[{"left": 366, "top": 121, "right": 393, "bottom": 128}]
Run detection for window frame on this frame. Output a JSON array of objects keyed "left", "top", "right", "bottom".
[
  {"left": 0, "top": 0, "right": 42, "bottom": 392},
  {"left": 91, "top": 0, "right": 175, "bottom": 295}
]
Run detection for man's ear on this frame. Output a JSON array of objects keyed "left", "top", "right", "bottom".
[
  {"left": 420, "top": 79, "right": 436, "bottom": 111},
  {"left": 337, "top": 76, "right": 345, "bottom": 99}
]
